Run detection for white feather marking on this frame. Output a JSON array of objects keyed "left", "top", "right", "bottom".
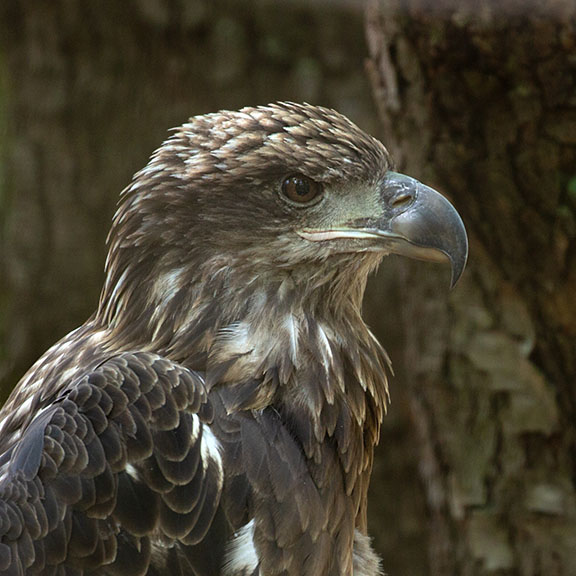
[
  {"left": 108, "top": 268, "right": 130, "bottom": 305},
  {"left": 11, "top": 395, "right": 35, "bottom": 424},
  {"left": 88, "top": 329, "right": 106, "bottom": 345},
  {"left": 16, "top": 375, "right": 44, "bottom": 399},
  {"left": 59, "top": 366, "right": 80, "bottom": 385},
  {"left": 210, "top": 128, "right": 229, "bottom": 140},
  {"left": 223, "top": 520, "right": 259, "bottom": 575},
  {"left": 152, "top": 268, "right": 185, "bottom": 302},
  {"left": 353, "top": 530, "right": 384, "bottom": 576},
  {"left": 187, "top": 413, "right": 201, "bottom": 453},
  {"left": 138, "top": 163, "right": 164, "bottom": 177},
  {"left": 285, "top": 314, "right": 299, "bottom": 365},
  {"left": 149, "top": 269, "right": 187, "bottom": 340},
  {"left": 53, "top": 339, "right": 73, "bottom": 354},
  {"left": 317, "top": 323, "right": 333, "bottom": 366},
  {"left": 316, "top": 323, "right": 336, "bottom": 403},
  {"left": 216, "top": 322, "right": 252, "bottom": 356},
  {"left": 125, "top": 464, "right": 140, "bottom": 480},
  {"left": 200, "top": 423, "right": 222, "bottom": 469}
]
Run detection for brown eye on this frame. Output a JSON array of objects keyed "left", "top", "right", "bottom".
[{"left": 281, "top": 174, "right": 323, "bottom": 204}]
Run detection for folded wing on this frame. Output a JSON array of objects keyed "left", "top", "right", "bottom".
[{"left": 0, "top": 352, "right": 223, "bottom": 575}]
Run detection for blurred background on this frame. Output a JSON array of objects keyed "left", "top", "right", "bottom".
[{"left": 1, "top": 1, "right": 576, "bottom": 574}]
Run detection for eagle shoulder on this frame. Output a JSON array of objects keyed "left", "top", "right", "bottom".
[{"left": 0, "top": 352, "right": 223, "bottom": 575}]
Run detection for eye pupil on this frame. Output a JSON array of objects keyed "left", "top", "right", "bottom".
[
  {"left": 282, "top": 174, "right": 322, "bottom": 204},
  {"left": 295, "top": 178, "right": 308, "bottom": 196}
]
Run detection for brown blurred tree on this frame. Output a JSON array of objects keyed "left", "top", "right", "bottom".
[{"left": 366, "top": 1, "right": 576, "bottom": 574}]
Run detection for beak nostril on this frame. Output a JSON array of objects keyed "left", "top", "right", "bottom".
[{"left": 391, "top": 193, "right": 414, "bottom": 209}]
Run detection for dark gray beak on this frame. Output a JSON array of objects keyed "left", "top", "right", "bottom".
[
  {"left": 378, "top": 172, "right": 468, "bottom": 288},
  {"left": 298, "top": 171, "right": 468, "bottom": 287}
]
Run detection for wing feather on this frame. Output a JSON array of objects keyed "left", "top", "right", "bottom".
[{"left": 0, "top": 351, "right": 223, "bottom": 574}]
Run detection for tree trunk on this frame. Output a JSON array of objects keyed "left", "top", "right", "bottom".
[{"left": 366, "top": 1, "right": 576, "bottom": 574}]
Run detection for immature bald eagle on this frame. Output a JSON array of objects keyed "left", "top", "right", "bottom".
[{"left": 0, "top": 103, "right": 467, "bottom": 575}]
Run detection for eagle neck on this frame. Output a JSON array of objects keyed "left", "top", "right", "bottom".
[{"left": 200, "top": 266, "right": 391, "bottom": 530}]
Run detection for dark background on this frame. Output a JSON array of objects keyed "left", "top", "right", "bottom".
[{"left": 1, "top": 1, "right": 575, "bottom": 574}]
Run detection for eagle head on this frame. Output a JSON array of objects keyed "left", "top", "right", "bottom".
[{"left": 98, "top": 102, "right": 467, "bottom": 352}]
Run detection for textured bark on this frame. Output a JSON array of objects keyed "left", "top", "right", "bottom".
[{"left": 366, "top": 1, "right": 576, "bottom": 574}]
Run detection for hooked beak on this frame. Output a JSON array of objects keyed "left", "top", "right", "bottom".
[{"left": 299, "top": 172, "right": 469, "bottom": 288}]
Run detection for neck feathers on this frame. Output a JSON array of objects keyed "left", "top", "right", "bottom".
[{"left": 96, "top": 246, "right": 391, "bottom": 456}]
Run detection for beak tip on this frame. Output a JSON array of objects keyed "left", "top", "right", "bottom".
[
  {"left": 449, "top": 244, "right": 468, "bottom": 290},
  {"left": 383, "top": 172, "right": 469, "bottom": 290},
  {"left": 450, "top": 266, "right": 465, "bottom": 290}
]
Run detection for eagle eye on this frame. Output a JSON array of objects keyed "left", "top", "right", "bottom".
[{"left": 281, "top": 174, "right": 323, "bottom": 205}]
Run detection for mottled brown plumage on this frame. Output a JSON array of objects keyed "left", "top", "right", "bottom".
[{"left": 0, "top": 102, "right": 467, "bottom": 575}]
